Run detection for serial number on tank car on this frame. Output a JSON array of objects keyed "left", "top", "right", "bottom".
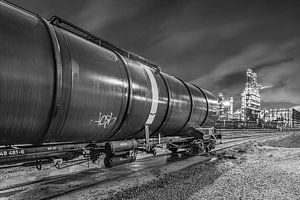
[{"left": 0, "top": 149, "right": 25, "bottom": 157}]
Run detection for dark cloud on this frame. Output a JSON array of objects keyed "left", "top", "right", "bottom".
[
  {"left": 7, "top": 0, "right": 300, "bottom": 109},
  {"left": 253, "top": 57, "right": 294, "bottom": 71},
  {"left": 212, "top": 56, "right": 294, "bottom": 94},
  {"left": 214, "top": 71, "right": 245, "bottom": 90}
]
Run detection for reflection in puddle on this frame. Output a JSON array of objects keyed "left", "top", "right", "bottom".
[{"left": 166, "top": 153, "right": 194, "bottom": 163}]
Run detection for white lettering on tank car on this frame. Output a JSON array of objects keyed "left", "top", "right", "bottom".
[
  {"left": 0, "top": 149, "right": 25, "bottom": 157},
  {"left": 90, "top": 112, "right": 117, "bottom": 128}
]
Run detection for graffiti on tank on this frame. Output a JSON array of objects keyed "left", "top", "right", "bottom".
[{"left": 90, "top": 112, "right": 117, "bottom": 128}]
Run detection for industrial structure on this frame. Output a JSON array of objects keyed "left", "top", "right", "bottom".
[
  {"left": 217, "top": 93, "right": 225, "bottom": 118},
  {"left": 216, "top": 68, "right": 300, "bottom": 129},
  {"left": 241, "top": 69, "right": 261, "bottom": 121},
  {"left": 261, "top": 108, "right": 300, "bottom": 128},
  {"left": 217, "top": 69, "right": 262, "bottom": 122},
  {"left": 217, "top": 93, "right": 234, "bottom": 120}
]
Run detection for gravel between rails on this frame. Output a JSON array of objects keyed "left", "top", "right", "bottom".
[
  {"left": 104, "top": 158, "right": 240, "bottom": 200},
  {"left": 105, "top": 133, "right": 300, "bottom": 200}
]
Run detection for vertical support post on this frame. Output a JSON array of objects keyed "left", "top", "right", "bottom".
[
  {"left": 145, "top": 125, "right": 150, "bottom": 151},
  {"left": 158, "top": 133, "right": 161, "bottom": 145}
]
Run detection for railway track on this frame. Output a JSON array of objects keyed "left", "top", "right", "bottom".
[
  {"left": 42, "top": 133, "right": 286, "bottom": 200},
  {"left": 220, "top": 131, "right": 284, "bottom": 145},
  {"left": 0, "top": 131, "right": 292, "bottom": 199}
]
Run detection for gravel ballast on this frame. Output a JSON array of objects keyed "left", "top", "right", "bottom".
[
  {"left": 106, "top": 133, "right": 300, "bottom": 200},
  {"left": 190, "top": 146, "right": 300, "bottom": 200},
  {"left": 105, "top": 158, "right": 241, "bottom": 200}
]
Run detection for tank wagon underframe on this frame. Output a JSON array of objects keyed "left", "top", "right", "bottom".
[{"left": 0, "top": 1, "right": 219, "bottom": 168}]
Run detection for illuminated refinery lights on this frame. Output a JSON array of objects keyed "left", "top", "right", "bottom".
[
  {"left": 218, "top": 92, "right": 234, "bottom": 120},
  {"left": 241, "top": 69, "right": 261, "bottom": 121},
  {"left": 260, "top": 108, "right": 300, "bottom": 128}
]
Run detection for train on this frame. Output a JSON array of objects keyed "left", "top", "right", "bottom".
[{"left": 0, "top": 1, "right": 219, "bottom": 169}]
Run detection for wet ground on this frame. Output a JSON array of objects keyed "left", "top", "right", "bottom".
[
  {"left": 0, "top": 149, "right": 211, "bottom": 199},
  {"left": 0, "top": 131, "right": 296, "bottom": 200},
  {"left": 105, "top": 132, "right": 300, "bottom": 200}
]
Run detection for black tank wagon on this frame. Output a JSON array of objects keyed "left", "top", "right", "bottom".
[{"left": 0, "top": 1, "right": 219, "bottom": 169}]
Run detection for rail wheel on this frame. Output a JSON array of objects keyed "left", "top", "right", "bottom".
[
  {"left": 191, "top": 144, "right": 200, "bottom": 155},
  {"left": 104, "top": 156, "right": 113, "bottom": 168},
  {"left": 169, "top": 148, "right": 178, "bottom": 154},
  {"left": 35, "top": 160, "right": 42, "bottom": 170}
]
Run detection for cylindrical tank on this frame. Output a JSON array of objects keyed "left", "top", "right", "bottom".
[
  {"left": 105, "top": 139, "right": 138, "bottom": 155},
  {"left": 0, "top": 2, "right": 219, "bottom": 146},
  {"left": 104, "top": 154, "right": 137, "bottom": 168},
  {"left": 0, "top": 3, "right": 55, "bottom": 145}
]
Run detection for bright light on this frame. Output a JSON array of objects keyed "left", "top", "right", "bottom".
[{"left": 223, "top": 101, "right": 231, "bottom": 107}]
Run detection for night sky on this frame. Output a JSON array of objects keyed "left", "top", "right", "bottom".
[{"left": 9, "top": 0, "right": 300, "bottom": 111}]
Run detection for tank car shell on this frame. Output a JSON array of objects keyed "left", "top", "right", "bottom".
[
  {"left": 45, "top": 27, "right": 130, "bottom": 143},
  {"left": 0, "top": 1, "right": 219, "bottom": 146},
  {"left": 0, "top": 3, "right": 55, "bottom": 145}
]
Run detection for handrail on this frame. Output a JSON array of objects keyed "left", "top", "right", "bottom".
[{"left": 49, "top": 15, "right": 160, "bottom": 71}]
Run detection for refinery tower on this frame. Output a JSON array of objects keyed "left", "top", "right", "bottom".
[{"left": 241, "top": 69, "right": 261, "bottom": 121}]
